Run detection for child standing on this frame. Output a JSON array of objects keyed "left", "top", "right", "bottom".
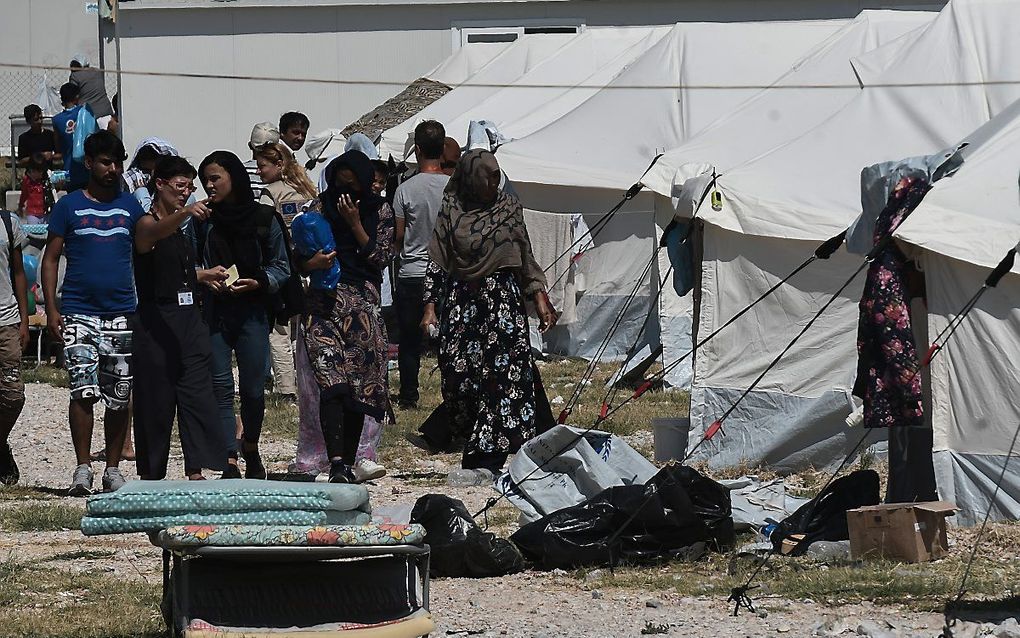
[{"left": 18, "top": 155, "right": 55, "bottom": 224}]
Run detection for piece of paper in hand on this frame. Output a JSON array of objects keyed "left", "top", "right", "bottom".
[{"left": 224, "top": 265, "right": 240, "bottom": 286}]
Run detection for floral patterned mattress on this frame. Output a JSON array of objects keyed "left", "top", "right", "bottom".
[{"left": 157, "top": 523, "right": 426, "bottom": 549}]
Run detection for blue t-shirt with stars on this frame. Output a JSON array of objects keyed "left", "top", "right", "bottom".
[{"left": 48, "top": 189, "right": 146, "bottom": 317}]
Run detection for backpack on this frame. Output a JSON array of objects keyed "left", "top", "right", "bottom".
[{"left": 254, "top": 205, "right": 305, "bottom": 325}]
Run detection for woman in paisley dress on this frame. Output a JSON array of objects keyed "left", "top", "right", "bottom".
[
  {"left": 301, "top": 150, "right": 394, "bottom": 483},
  {"left": 420, "top": 150, "right": 557, "bottom": 473}
]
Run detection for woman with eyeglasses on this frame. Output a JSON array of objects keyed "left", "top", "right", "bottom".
[{"left": 132, "top": 156, "right": 228, "bottom": 480}]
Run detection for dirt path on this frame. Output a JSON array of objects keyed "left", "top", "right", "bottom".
[{"left": 0, "top": 382, "right": 995, "bottom": 637}]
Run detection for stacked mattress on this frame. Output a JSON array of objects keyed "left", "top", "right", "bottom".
[{"left": 81, "top": 480, "right": 372, "bottom": 535}]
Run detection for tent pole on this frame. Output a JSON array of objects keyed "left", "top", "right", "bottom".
[{"left": 114, "top": 1, "right": 122, "bottom": 140}]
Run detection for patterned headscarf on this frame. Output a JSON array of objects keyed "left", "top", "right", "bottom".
[{"left": 428, "top": 150, "right": 546, "bottom": 296}]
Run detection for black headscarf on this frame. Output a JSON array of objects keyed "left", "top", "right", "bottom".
[
  {"left": 199, "top": 150, "right": 259, "bottom": 236},
  {"left": 198, "top": 150, "right": 265, "bottom": 282},
  {"left": 320, "top": 150, "right": 386, "bottom": 285}
]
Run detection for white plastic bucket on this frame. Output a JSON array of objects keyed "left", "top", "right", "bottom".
[{"left": 652, "top": 417, "right": 690, "bottom": 462}]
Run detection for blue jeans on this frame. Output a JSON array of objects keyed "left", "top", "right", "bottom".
[{"left": 208, "top": 303, "right": 270, "bottom": 455}]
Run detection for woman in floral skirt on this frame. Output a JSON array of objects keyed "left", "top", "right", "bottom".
[{"left": 420, "top": 150, "right": 557, "bottom": 473}]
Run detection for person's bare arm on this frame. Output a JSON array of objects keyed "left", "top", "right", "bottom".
[
  {"left": 134, "top": 199, "right": 211, "bottom": 253},
  {"left": 41, "top": 234, "right": 64, "bottom": 341},
  {"left": 395, "top": 216, "right": 406, "bottom": 251}
]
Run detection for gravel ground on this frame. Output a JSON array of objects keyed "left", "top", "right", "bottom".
[{"left": 0, "top": 381, "right": 1007, "bottom": 638}]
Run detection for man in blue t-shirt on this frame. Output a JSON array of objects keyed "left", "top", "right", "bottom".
[
  {"left": 51, "top": 83, "right": 86, "bottom": 191},
  {"left": 42, "top": 131, "right": 145, "bottom": 496}
]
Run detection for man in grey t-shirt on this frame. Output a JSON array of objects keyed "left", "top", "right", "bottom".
[
  {"left": 0, "top": 213, "right": 29, "bottom": 486},
  {"left": 393, "top": 120, "right": 450, "bottom": 408},
  {"left": 69, "top": 56, "right": 114, "bottom": 128}
]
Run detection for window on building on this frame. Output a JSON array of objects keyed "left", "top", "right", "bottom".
[{"left": 456, "top": 23, "right": 583, "bottom": 48}]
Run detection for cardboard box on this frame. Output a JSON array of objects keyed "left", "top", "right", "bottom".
[{"left": 847, "top": 501, "right": 957, "bottom": 563}]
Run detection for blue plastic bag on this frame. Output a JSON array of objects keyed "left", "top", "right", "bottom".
[
  {"left": 291, "top": 210, "right": 340, "bottom": 290},
  {"left": 71, "top": 104, "right": 98, "bottom": 165}
]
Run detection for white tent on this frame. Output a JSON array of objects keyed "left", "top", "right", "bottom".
[
  {"left": 641, "top": 10, "right": 934, "bottom": 198},
  {"left": 377, "top": 32, "right": 582, "bottom": 161},
  {"left": 496, "top": 19, "right": 848, "bottom": 193},
  {"left": 379, "top": 27, "right": 672, "bottom": 160},
  {"left": 866, "top": 98, "right": 1020, "bottom": 524},
  {"left": 426, "top": 42, "right": 514, "bottom": 88},
  {"left": 671, "top": 0, "right": 1020, "bottom": 472},
  {"left": 490, "top": 20, "right": 847, "bottom": 370},
  {"left": 636, "top": 10, "right": 934, "bottom": 389}
]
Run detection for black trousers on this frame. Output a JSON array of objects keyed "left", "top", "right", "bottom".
[
  {"left": 319, "top": 393, "right": 365, "bottom": 464},
  {"left": 886, "top": 426, "right": 937, "bottom": 503},
  {"left": 132, "top": 304, "right": 224, "bottom": 478},
  {"left": 394, "top": 276, "right": 426, "bottom": 403}
]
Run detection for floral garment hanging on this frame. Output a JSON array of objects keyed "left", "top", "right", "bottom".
[{"left": 855, "top": 176, "right": 930, "bottom": 429}]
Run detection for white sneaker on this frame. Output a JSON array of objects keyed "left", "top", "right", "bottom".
[
  {"left": 68, "top": 463, "right": 94, "bottom": 497},
  {"left": 352, "top": 459, "right": 386, "bottom": 483}
]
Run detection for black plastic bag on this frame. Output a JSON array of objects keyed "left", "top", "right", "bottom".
[
  {"left": 411, "top": 494, "right": 524, "bottom": 578},
  {"left": 510, "top": 465, "right": 734, "bottom": 570},
  {"left": 771, "top": 469, "right": 880, "bottom": 556}
]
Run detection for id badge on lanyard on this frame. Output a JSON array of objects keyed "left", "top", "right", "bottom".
[{"left": 178, "top": 289, "right": 194, "bottom": 306}]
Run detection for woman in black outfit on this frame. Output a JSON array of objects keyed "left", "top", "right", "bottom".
[
  {"left": 132, "top": 156, "right": 228, "bottom": 479},
  {"left": 303, "top": 150, "right": 394, "bottom": 483}
]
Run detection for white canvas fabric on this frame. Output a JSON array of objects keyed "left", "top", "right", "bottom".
[
  {"left": 700, "top": 0, "right": 1020, "bottom": 242},
  {"left": 679, "top": 0, "right": 1020, "bottom": 473},
  {"left": 380, "top": 28, "right": 671, "bottom": 161},
  {"left": 377, "top": 33, "right": 580, "bottom": 161},
  {"left": 496, "top": 19, "right": 847, "bottom": 192},
  {"left": 426, "top": 42, "right": 513, "bottom": 87},
  {"left": 641, "top": 10, "right": 935, "bottom": 199}
]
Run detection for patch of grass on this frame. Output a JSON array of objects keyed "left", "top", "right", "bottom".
[
  {"left": 0, "top": 554, "right": 166, "bottom": 637},
  {"left": 23, "top": 364, "right": 69, "bottom": 388},
  {"left": 0, "top": 503, "right": 84, "bottom": 532},
  {"left": 380, "top": 356, "right": 689, "bottom": 470},
  {"left": 478, "top": 501, "right": 522, "bottom": 536},
  {"left": 570, "top": 547, "right": 1020, "bottom": 611},
  {"left": 41, "top": 549, "right": 116, "bottom": 563},
  {"left": 0, "top": 485, "right": 60, "bottom": 501},
  {"left": 261, "top": 394, "right": 299, "bottom": 440}
]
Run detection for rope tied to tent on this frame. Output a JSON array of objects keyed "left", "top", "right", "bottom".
[
  {"left": 542, "top": 154, "right": 664, "bottom": 293},
  {"left": 589, "top": 229, "right": 846, "bottom": 441},
  {"left": 595, "top": 173, "right": 722, "bottom": 417}
]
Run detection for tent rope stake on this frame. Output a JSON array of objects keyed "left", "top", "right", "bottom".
[{"left": 729, "top": 429, "right": 872, "bottom": 616}]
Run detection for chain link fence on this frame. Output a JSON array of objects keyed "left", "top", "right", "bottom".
[{"left": 1, "top": 69, "right": 63, "bottom": 195}]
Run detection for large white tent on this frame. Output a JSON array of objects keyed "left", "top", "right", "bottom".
[
  {"left": 640, "top": 10, "right": 934, "bottom": 198},
  {"left": 869, "top": 98, "right": 1020, "bottom": 524},
  {"left": 378, "top": 27, "right": 671, "bottom": 160},
  {"left": 667, "top": 0, "right": 1020, "bottom": 473},
  {"left": 488, "top": 20, "right": 847, "bottom": 369},
  {"left": 636, "top": 10, "right": 934, "bottom": 389},
  {"left": 496, "top": 19, "right": 848, "bottom": 193},
  {"left": 376, "top": 31, "right": 586, "bottom": 161}
]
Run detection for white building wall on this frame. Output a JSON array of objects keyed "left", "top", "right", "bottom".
[
  {"left": 116, "top": 0, "right": 945, "bottom": 163},
  {"left": 0, "top": 0, "right": 101, "bottom": 150}
]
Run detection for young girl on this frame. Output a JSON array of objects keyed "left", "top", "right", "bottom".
[{"left": 255, "top": 142, "right": 317, "bottom": 225}]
